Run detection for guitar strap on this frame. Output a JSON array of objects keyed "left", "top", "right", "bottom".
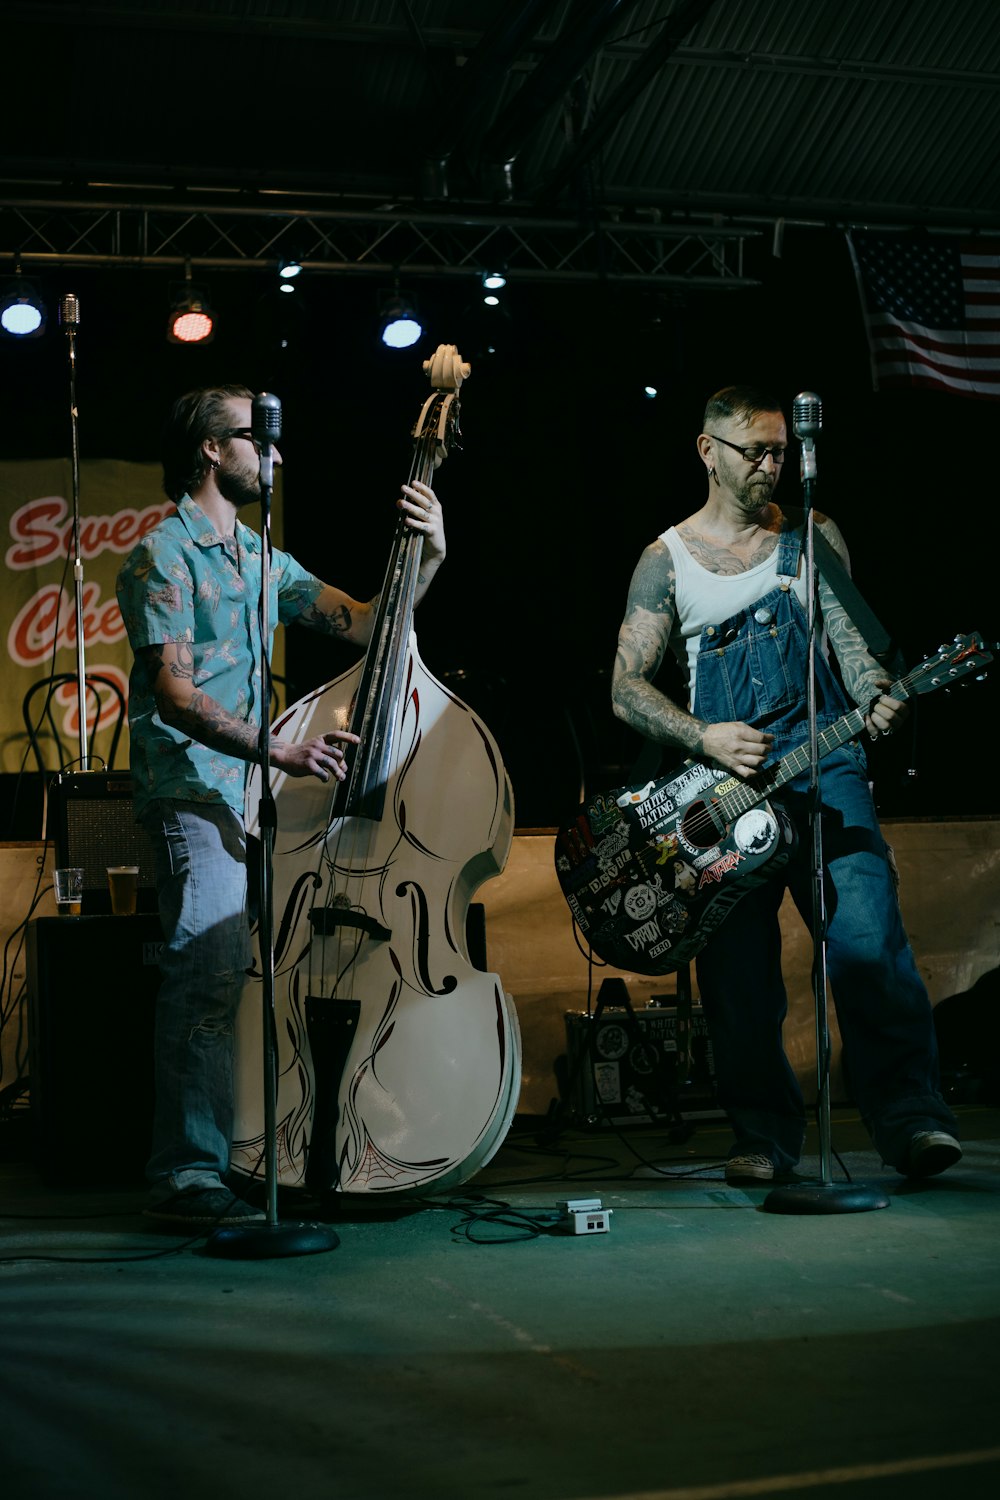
[
  {"left": 784, "top": 507, "right": 918, "bottom": 781},
  {"left": 782, "top": 506, "right": 908, "bottom": 678}
]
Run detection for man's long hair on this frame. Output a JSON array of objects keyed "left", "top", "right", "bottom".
[
  {"left": 161, "top": 383, "right": 254, "bottom": 502},
  {"left": 702, "top": 384, "right": 784, "bottom": 432}
]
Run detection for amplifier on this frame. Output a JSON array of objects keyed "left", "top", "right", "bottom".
[
  {"left": 48, "top": 771, "right": 158, "bottom": 914},
  {"left": 563, "top": 1004, "right": 721, "bottom": 1127},
  {"left": 27, "top": 914, "right": 161, "bottom": 1185}
]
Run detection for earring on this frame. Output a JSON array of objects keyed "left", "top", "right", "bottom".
[{"left": 208, "top": 457, "right": 220, "bottom": 470}]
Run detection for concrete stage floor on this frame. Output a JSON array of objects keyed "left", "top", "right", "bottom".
[{"left": 1, "top": 1105, "right": 998, "bottom": 1500}]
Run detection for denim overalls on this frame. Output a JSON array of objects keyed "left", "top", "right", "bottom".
[{"left": 689, "top": 523, "right": 955, "bottom": 1171}]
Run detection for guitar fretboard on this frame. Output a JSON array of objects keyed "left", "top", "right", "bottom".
[{"left": 714, "top": 671, "right": 917, "bottom": 824}]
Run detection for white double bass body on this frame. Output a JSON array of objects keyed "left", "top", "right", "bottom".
[{"left": 230, "top": 346, "right": 520, "bottom": 1197}]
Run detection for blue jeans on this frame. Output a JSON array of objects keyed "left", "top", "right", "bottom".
[
  {"left": 140, "top": 799, "right": 252, "bottom": 1199},
  {"left": 695, "top": 746, "right": 957, "bottom": 1171},
  {"left": 691, "top": 567, "right": 956, "bottom": 1172}
]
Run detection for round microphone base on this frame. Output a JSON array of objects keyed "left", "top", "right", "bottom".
[
  {"left": 205, "top": 1220, "right": 341, "bottom": 1260},
  {"left": 762, "top": 1180, "right": 891, "bottom": 1215}
]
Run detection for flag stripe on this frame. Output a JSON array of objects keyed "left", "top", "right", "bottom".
[
  {"left": 870, "top": 317, "right": 1000, "bottom": 350},
  {"left": 876, "top": 358, "right": 1000, "bottom": 385},
  {"left": 876, "top": 369, "right": 1000, "bottom": 396}
]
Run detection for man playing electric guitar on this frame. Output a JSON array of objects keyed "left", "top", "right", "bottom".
[{"left": 609, "top": 385, "right": 960, "bottom": 1186}]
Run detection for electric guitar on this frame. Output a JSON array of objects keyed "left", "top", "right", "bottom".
[{"left": 554, "top": 633, "right": 992, "bottom": 977}]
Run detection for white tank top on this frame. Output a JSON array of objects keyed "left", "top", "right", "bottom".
[{"left": 661, "top": 525, "right": 807, "bottom": 702}]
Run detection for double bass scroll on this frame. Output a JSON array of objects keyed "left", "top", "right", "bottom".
[{"left": 231, "top": 345, "right": 520, "bottom": 1197}]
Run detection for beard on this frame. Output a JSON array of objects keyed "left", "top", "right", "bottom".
[
  {"left": 216, "top": 457, "right": 262, "bottom": 510},
  {"left": 718, "top": 452, "right": 777, "bottom": 516},
  {"left": 735, "top": 471, "right": 776, "bottom": 515}
]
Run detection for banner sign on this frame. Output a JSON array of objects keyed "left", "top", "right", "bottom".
[{"left": 1, "top": 460, "right": 284, "bottom": 778}]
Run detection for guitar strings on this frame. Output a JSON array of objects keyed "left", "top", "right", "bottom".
[{"left": 646, "top": 661, "right": 933, "bottom": 850}]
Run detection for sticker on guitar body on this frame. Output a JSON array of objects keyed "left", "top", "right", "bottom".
[
  {"left": 617, "top": 779, "right": 677, "bottom": 831},
  {"left": 733, "top": 808, "right": 780, "bottom": 855}
]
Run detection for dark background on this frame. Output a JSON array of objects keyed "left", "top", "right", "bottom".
[{"left": 3, "top": 222, "right": 996, "bottom": 830}]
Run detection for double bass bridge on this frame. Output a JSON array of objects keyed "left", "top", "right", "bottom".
[{"left": 308, "top": 906, "right": 391, "bottom": 943}]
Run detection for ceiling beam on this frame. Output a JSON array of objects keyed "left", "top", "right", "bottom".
[
  {"left": 537, "top": 0, "right": 722, "bottom": 205},
  {"left": 0, "top": 196, "right": 759, "bottom": 289}
]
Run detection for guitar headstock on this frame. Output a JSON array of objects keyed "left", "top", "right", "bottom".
[{"left": 905, "top": 632, "right": 993, "bottom": 697}]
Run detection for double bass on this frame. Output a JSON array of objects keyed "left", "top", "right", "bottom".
[{"left": 231, "top": 346, "right": 520, "bottom": 1196}]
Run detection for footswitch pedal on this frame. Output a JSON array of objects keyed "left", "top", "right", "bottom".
[{"left": 555, "top": 1197, "right": 613, "bottom": 1235}]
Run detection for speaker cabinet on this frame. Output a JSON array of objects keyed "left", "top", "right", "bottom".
[
  {"left": 48, "top": 771, "right": 158, "bottom": 913},
  {"left": 26, "top": 915, "right": 162, "bottom": 1186},
  {"left": 562, "top": 1004, "right": 720, "bottom": 1128}
]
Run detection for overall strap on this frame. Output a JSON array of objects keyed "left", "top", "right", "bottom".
[{"left": 775, "top": 520, "right": 802, "bottom": 582}]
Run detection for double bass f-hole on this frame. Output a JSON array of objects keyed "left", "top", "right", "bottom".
[{"left": 231, "top": 344, "right": 520, "bottom": 1197}]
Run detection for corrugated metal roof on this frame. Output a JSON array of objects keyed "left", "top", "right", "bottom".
[{"left": 0, "top": 0, "right": 997, "bottom": 230}]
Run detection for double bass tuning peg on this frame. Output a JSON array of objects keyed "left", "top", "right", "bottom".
[{"left": 423, "top": 343, "right": 471, "bottom": 392}]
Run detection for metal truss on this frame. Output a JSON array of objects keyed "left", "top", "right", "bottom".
[{"left": 0, "top": 197, "right": 760, "bottom": 289}]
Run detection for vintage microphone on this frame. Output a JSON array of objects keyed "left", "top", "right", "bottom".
[
  {"left": 763, "top": 393, "right": 889, "bottom": 1216},
  {"left": 208, "top": 393, "right": 340, "bottom": 1260},
  {"left": 60, "top": 294, "right": 90, "bottom": 772}
]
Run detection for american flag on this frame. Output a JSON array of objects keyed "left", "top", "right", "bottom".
[{"left": 848, "top": 231, "right": 1000, "bottom": 400}]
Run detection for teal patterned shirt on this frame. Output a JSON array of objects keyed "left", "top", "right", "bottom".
[{"left": 116, "top": 494, "right": 324, "bottom": 814}]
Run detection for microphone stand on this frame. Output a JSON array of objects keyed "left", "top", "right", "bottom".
[
  {"left": 62, "top": 295, "right": 90, "bottom": 773},
  {"left": 763, "top": 393, "right": 889, "bottom": 1217},
  {"left": 208, "top": 397, "right": 339, "bottom": 1260}
]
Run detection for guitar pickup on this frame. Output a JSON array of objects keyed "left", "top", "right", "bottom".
[{"left": 308, "top": 907, "right": 391, "bottom": 943}]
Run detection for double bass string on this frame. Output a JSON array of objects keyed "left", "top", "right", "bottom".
[{"left": 309, "top": 432, "right": 438, "bottom": 1006}]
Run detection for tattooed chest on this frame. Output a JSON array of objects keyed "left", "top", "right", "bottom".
[{"left": 680, "top": 527, "right": 780, "bottom": 575}]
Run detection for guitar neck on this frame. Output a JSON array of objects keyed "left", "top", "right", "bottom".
[{"left": 717, "top": 679, "right": 906, "bottom": 823}]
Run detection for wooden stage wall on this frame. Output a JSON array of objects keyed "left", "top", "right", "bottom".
[
  {"left": 3, "top": 821, "right": 998, "bottom": 1121},
  {"left": 478, "top": 820, "right": 1000, "bottom": 1116}
]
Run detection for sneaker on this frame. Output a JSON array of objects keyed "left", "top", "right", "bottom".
[
  {"left": 904, "top": 1131, "right": 962, "bottom": 1179},
  {"left": 144, "top": 1188, "right": 267, "bottom": 1227},
  {"left": 725, "top": 1152, "right": 775, "bottom": 1185}
]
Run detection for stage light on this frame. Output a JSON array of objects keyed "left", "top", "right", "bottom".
[
  {"left": 278, "top": 258, "right": 302, "bottom": 280},
  {"left": 167, "top": 273, "right": 215, "bottom": 344},
  {"left": 644, "top": 385, "right": 659, "bottom": 399},
  {"left": 0, "top": 266, "right": 47, "bottom": 338},
  {"left": 255, "top": 282, "right": 306, "bottom": 352},
  {"left": 379, "top": 291, "right": 422, "bottom": 349},
  {"left": 481, "top": 270, "right": 508, "bottom": 308}
]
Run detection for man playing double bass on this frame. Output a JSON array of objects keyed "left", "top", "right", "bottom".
[
  {"left": 116, "top": 384, "right": 445, "bottom": 1227},
  {"left": 610, "top": 383, "right": 960, "bottom": 1188}
]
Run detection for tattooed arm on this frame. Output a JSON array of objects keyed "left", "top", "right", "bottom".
[
  {"left": 139, "top": 641, "right": 358, "bottom": 782},
  {"left": 295, "top": 585, "right": 374, "bottom": 646},
  {"left": 815, "top": 516, "right": 909, "bottom": 738},
  {"left": 295, "top": 479, "right": 446, "bottom": 644},
  {"left": 611, "top": 539, "right": 775, "bottom": 779}
]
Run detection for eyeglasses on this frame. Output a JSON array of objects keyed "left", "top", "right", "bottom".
[
  {"left": 709, "top": 434, "right": 786, "bottom": 466},
  {"left": 223, "top": 427, "right": 262, "bottom": 450}
]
